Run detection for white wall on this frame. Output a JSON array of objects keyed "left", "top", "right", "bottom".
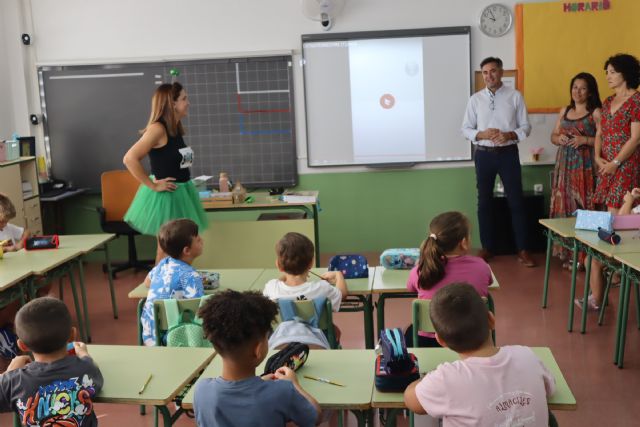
[{"left": 1, "top": 0, "right": 559, "bottom": 171}]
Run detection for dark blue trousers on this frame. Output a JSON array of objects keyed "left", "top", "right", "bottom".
[{"left": 474, "top": 145, "right": 529, "bottom": 252}]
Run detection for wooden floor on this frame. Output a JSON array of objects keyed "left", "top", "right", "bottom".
[{"left": 2, "top": 252, "right": 638, "bottom": 426}]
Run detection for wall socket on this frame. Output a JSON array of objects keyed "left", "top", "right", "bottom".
[{"left": 533, "top": 183, "right": 543, "bottom": 193}]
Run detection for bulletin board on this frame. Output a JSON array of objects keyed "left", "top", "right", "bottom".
[{"left": 516, "top": 0, "right": 640, "bottom": 112}]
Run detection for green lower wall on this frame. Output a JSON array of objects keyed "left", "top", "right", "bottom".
[{"left": 58, "top": 165, "right": 552, "bottom": 261}]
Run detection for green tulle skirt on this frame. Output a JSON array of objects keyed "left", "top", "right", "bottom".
[{"left": 124, "top": 179, "right": 208, "bottom": 236}]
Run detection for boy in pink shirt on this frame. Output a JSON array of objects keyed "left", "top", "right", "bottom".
[{"left": 404, "top": 283, "right": 556, "bottom": 427}]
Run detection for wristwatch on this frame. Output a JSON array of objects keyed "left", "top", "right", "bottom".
[{"left": 613, "top": 159, "right": 621, "bottom": 167}]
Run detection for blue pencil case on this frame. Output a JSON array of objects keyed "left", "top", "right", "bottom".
[
  {"left": 379, "top": 248, "right": 420, "bottom": 269},
  {"left": 574, "top": 210, "right": 613, "bottom": 233}
]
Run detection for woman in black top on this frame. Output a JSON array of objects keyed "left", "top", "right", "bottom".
[{"left": 123, "top": 82, "right": 207, "bottom": 259}]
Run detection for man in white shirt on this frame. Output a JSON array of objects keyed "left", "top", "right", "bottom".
[{"left": 461, "top": 57, "right": 535, "bottom": 267}]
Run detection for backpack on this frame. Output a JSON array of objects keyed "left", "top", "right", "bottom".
[
  {"left": 328, "top": 254, "right": 369, "bottom": 279},
  {"left": 163, "top": 297, "right": 212, "bottom": 348},
  {"left": 268, "top": 297, "right": 330, "bottom": 349},
  {"left": 374, "top": 328, "right": 420, "bottom": 392},
  {"left": 262, "top": 342, "right": 310, "bottom": 376},
  {"left": 0, "top": 327, "right": 18, "bottom": 359}
]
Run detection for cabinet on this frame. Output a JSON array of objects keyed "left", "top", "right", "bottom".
[
  {"left": 0, "top": 157, "right": 42, "bottom": 235},
  {"left": 490, "top": 191, "right": 547, "bottom": 255}
]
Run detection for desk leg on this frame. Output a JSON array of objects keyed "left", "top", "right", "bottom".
[
  {"left": 67, "top": 269, "right": 87, "bottom": 342},
  {"left": 364, "top": 295, "right": 374, "bottom": 349},
  {"left": 350, "top": 410, "right": 369, "bottom": 427},
  {"left": 382, "top": 408, "right": 401, "bottom": 427},
  {"left": 614, "top": 265, "right": 628, "bottom": 365},
  {"left": 376, "top": 295, "right": 387, "bottom": 341},
  {"left": 542, "top": 230, "right": 553, "bottom": 308},
  {"left": 617, "top": 267, "right": 632, "bottom": 368},
  {"left": 579, "top": 253, "right": 593, "bottom": 334},
  {"left": 313, "top": 204, "right": 320, "bottom": 267},
  {"left": 155, "top": 405, "right": 172, "bottom": 427},
  {"left": 103, "top": 243, "right": 118, "bottom": 318},
  {"left": 75, "top": 259, "right": 92, "bottom": 342},
  {"left": 568, "top": 250, "right": 587, "bottom": 332}
]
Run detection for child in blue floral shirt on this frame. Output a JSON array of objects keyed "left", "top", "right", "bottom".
[{"left": 140, "top": 219, "right": 204, "bottom": 346}]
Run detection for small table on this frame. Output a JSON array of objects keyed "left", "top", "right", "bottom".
[
  {"left": 371, "top": 347, "right": 576, "bottom": 427},
  {"left": 254, "top": 268, "right": 376, "bottom": 349},
  {"left": 40, "top": 188, "right": 87, "bottom": 234},
  {"left": 182, "top": 349, "right": 375, "bottom": 427},
  {"left": 88, "top": 345, "right": 215, "bottom": 427},
  {"left": 372, "top": 266, "right": 500, "bottom": 339}
]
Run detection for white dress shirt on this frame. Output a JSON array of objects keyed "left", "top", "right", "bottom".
[{"left": 461, "top": 84, "right": 531, "bottom": 147}]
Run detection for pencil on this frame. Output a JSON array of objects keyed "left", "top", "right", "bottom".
[
  {"left": 303, "top": 375, "right": 344, "bottom": 387},
  {"left": 308, "top": 270, "right": 324, "bottom": 279},
  {"left": 138, "top": 374, "right": 153, "bottom": 394}
]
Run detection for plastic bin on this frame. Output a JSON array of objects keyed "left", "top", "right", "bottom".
[{"left": 0, "top": 140, "right": 20, "bottom": 162}]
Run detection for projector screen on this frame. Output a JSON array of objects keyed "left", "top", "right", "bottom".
[{"left": 302, "top": 27, "right": 472, "bottom": 167}]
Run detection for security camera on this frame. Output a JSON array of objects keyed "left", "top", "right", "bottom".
[{"left": 320, "top": 12, "right": 332, "bottom": 31}]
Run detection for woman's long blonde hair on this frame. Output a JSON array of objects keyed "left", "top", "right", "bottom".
[
  {"left": 417, "top": 211, "right": 470, "bottom": 290},
  {"left": 142, "top": 82, "right": 185, "bottom": 137}
]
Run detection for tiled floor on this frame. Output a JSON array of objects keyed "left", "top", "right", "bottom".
[{"left": 1, "top": 252, "right": 638, "bottom": 426}]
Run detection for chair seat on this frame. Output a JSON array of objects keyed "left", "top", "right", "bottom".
[{"left": 101, "top": 220, "right": 140, "bottom": 236}]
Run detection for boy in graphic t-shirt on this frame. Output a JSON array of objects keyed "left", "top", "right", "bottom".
[
  {"left": 404, "top": 283, "right": 556, "bottom": 427},
  {"left": 0, "top": 297, "right": 103, "bottom": 426}
]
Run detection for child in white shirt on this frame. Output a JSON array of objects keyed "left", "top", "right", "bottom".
[
  {"left": 0, "top": 193, "right": 29, "bottom": 252},
  {"left": 263, "top": 232, "right": 347, "bottom": 347}
]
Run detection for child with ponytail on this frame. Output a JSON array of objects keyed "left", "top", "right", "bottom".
[{"left": 405, "top": 211, "right": 493, "bottom": 347}]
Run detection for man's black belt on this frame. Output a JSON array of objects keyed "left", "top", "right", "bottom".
[{"left": 474, "top": 144, "right": 517, "bottom": 153}]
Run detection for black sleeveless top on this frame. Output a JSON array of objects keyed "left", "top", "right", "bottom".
[{"left": 148, "top": 120, "right": 192, "bottom": 183}]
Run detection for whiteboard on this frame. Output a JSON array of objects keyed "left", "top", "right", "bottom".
[{"left": 302, "top": 27, "right": 472, "bottom": 167}]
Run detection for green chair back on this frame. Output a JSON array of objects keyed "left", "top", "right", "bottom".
[
  {"left": 411, "top": 294, "right": 495, "bottom": 346},
  {"left": 153, "top": 297, "right": 208, "bottom": 346},
  {"left": 275, "top": 299, "right": 337, "bottom": 348}
]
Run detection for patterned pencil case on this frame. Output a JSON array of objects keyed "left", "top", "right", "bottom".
[
  {"left": 379, "top": 248, "right": 420, "bottom": 269},
  {"left": 197, "top": 271, "right": 220, "bottom": 290},
  {"left": 574, "top": 210, "right": 613, "bottom": 233}
]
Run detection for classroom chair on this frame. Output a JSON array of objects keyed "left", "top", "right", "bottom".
[
  {"left": 97, "top": 170, "right": 153, "bottom": 278},
  {"left": 411, "top": 294, "right": 496, "bottom": 349},
  {"left": 152, "top": 297, "right": 211, "bottom": 347},
  {"left": 275, "top": 299, "right": 339, "bottom": 349}
]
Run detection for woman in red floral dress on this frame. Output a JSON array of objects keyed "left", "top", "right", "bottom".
[
  {"left": 593, "top": 54, "right": 640, "bottom": 213},
  {"left": 550, "top": 73, "right": 601, "bottom": 268},
  {"left": 581, "top": 54, "right": 640, "bottom": 313}
]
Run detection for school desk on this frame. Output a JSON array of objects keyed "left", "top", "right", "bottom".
[
  {"left": 611, "top": 252, "right": 640, "bottom": 368},
  {"left": 253, "top": 268, "right": 376, "bottom": 349},
  {"left": 1, "top": 234, "right": 116, "bottom": 342},
  {"left": 181, "top": 349, "right": 375, "bottom": 427},
  {"left": 199, "top": 191, "right": 320, "bottom": 268},
  {"left": 127, "top": 268, "right": 266, "bottom": 299},
  {"left": 371, "top": 347, "right": 576, "bottom": 427},
  {"left": 573, "top": 229, "right": 640, "bottom": 335},
  {"left": 2, "top": 244, "right": 88, "bottom": 341},
  {"left": 88, "top": 344, "right": 215, "bottom": 427},
  {"left": 0, "top": 256, "right": 32, "bottom": 309},
  {"left": 372, "top": 266, "right": 500, "bottom": 338},
  {"left": 539, "top": 218, "right": 578, "bottom": 312}
]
